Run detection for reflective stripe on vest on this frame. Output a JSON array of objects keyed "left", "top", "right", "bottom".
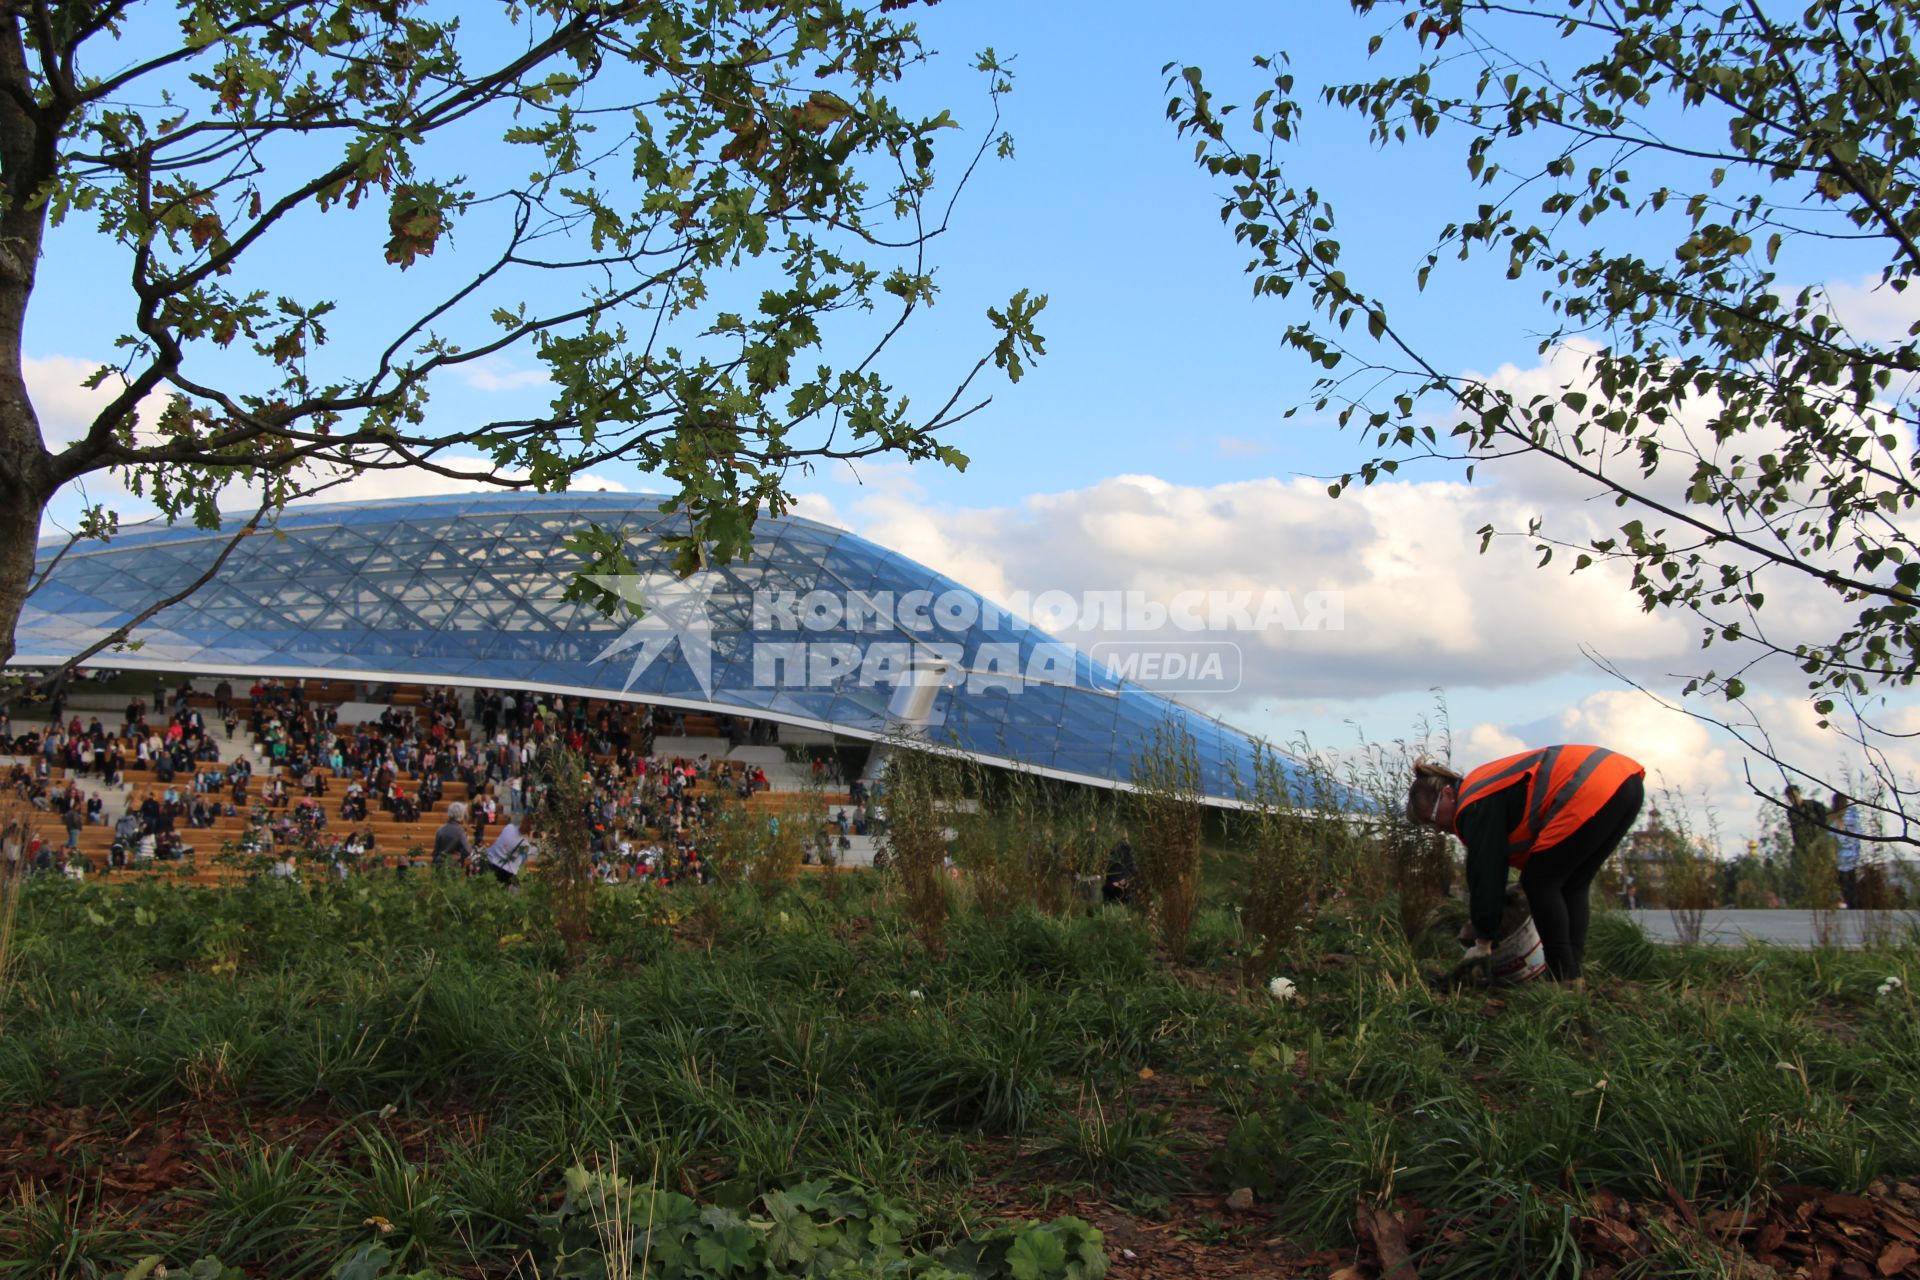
[{"left": 1451, "top": 745, "right": 1644, "bottom": 867}]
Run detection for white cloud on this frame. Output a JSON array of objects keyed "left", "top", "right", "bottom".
[
  {"left": 1462, "top": 722, "right": 1527, "bottom": 761},
  {"left": 292, "top": 458, "right": 628, "bottom": 505},
  {"left": 826, "top": 469, "right": 1691, "bottom": 699},
  {"left": 1820, "top": 273, "right": 1920, "bottom": 346},
  {"left": 459, "top": 357, "right": 551, "bottom": 392},
  {"left": 786, "top": 491, "right": 851, "bottom": 530},
  {"left": 1459, "top": 339, "right": 1919, "bottom": 667},
  {"left": 1213, "top": 435, "right": 1273, "bottom": 458},
  {"left": 25, "top": 353, "right": 172, "bottom": 454},
  {"left": 1550, "top": 690, "right": 1735, "bottom": 797}
]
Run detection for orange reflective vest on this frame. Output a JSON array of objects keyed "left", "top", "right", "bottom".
[{"left": 1450, "top": 745, "right": 1644, "bottom": 867}]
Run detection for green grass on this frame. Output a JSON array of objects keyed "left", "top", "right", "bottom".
[{"left": 0, "top": 873, "right": 1916, "bottom": 1278}]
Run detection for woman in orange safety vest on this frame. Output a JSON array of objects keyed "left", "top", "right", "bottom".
[{"left": 1407, "top": 745, "right": 1644, "bottom": 983}]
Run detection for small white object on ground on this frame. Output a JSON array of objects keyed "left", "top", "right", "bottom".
[{"left": 1268, "top": 976, "right": 1297, "bottom": 1001}]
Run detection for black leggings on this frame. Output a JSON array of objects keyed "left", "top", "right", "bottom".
[{"left": 1518, "top": 775, "right": 1645, "bottom": 981}]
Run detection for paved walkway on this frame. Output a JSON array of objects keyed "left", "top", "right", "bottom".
[{"left": 1625, "top": 908, "right": 1920, "bottom": 948}]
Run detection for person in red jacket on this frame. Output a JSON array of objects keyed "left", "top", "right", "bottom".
[{"left": 1408, "top": 745, "right": 1645, "bottom": 984}]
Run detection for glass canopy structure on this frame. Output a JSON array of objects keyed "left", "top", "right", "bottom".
[{"left": 16, "top": 493, "right": 1307, "bottom": 801}]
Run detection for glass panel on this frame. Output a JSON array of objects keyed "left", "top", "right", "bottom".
[{"left": 18, "top": 494, "right": 1297, "bottom": 804}]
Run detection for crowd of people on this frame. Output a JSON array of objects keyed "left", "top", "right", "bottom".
[
  {"left": 4, "top": 676, "right": 869, "bottom": 885},
  {"left": 3, "top": 684, "right": 243, "bottom": 867}
]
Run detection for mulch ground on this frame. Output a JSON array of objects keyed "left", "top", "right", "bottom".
[
  {"left": 7, "top": 1092, "right": 1920, "bottom": 1278},
  {"left": 3, "top": 1099, "right": 334, "bottom": 1208},
  {"left": 968, "top": 1054, "right": 1920, "bottom": 1280},
  {"left": 966, "top": 1180, "right": 1920, "bottom": 1279},
  {"left": 0, "top": 1097, "right": 513, "bottom": 1278}
]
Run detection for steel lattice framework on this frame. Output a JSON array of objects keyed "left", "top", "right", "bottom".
[{"left": 17, "top": 493, "right": 1308, "bottom": 800}]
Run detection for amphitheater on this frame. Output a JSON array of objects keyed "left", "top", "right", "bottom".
[{"left": 7, "top": 492, "right": 1293, "bottom": 881}]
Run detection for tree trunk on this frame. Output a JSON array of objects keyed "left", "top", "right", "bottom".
[
  {"left": 0, "top": 460, "right": 41, "bottom": 671},
  {"left": 0, "top": 13, "right": 58, "bottom": 671}
]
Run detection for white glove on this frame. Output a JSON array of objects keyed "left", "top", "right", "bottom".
[{"left": 1467, "top": 939, "right": 1493, "bottom": 959}]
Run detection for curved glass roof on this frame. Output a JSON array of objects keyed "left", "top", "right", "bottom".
[{"left": 17, "top": 492, "right": 1303, "bottom": 801}]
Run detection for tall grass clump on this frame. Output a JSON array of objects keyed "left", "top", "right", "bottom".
[
  {"left": 947, "top": 761, "right": 1029, "bottom": 921},
  {"left": 883, "top": 743, "right": 955, "bottom": 958},
  {"left": 1018, "top": 791, "right": 1079, "bottom": 918},
  {"left": 948, "top": 762, "right": 1119, "bottom": 919},
  {"left": 796, "top": 767, "right": 834, "bottom": 867},
  {"left": 1333, "top": 712, "right": 1458, "bottom": 945},
  {"left": 1653, "top": 786, "right": 1721, "bottom": 946},
  {"left": 688, "top": 792, "right": 760, "bottom": 943},
  {"left": 1793, "top": 802, "right": 1844, "bottom": 947},
  {"left": 1129, "top": 718, "right": 1205, "bottom": 959},
  {"left": 1043, "top": 783, "right": 1122, "bottom": 916},
  {"left": 749, "top": 796, "right": 808, "bottom": 893},
  {"left": 1235, "top": 743, "right": 1338, "bottom": 985},
  {"left": 532, "top": 743, "right": 596, "bottom": 963}
]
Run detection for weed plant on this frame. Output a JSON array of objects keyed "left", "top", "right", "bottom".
[
  {"left": 750, "top": 777, "right": 814, "bottom": 893},
  {"left": 1360, "top": 750, "right": 1454, "bottom": 943},
  {"left": 949, "top": 768, "right": 1120, "bottom": 920}
]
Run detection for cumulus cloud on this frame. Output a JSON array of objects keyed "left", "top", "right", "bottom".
[
  {"left": 25, "top": 353, "right": 173, "bottom": 454},
  {"left": 811, "top": 461, "right": 1920, "bottom": 839},
  {"left": 1458, "top": 338, "right": 1919, "bottom": 668},
  {"left": 1462, "top": 722, "right": 1527, "bottom": 761},
  {"left": 832, "top": 470, "right": 1692, "bottom": 700},
  {"left": 1553, "top": 690, "right": 1736, "bottom": 797},
  {"left": 786, "top": 491, "right": 852, "bottom": 530}
]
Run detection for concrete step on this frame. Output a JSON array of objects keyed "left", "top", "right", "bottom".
[{"left": 646, "top": 735, "right": 731, "bottom": 760}]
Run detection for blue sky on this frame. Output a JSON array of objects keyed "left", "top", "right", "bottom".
[{"left": 27, "top": 1, "right": 1917, "bottom": 842}]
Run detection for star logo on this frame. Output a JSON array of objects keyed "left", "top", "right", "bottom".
[{"left": 587, "top": 572, "right": 723, "bottom": 698}]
